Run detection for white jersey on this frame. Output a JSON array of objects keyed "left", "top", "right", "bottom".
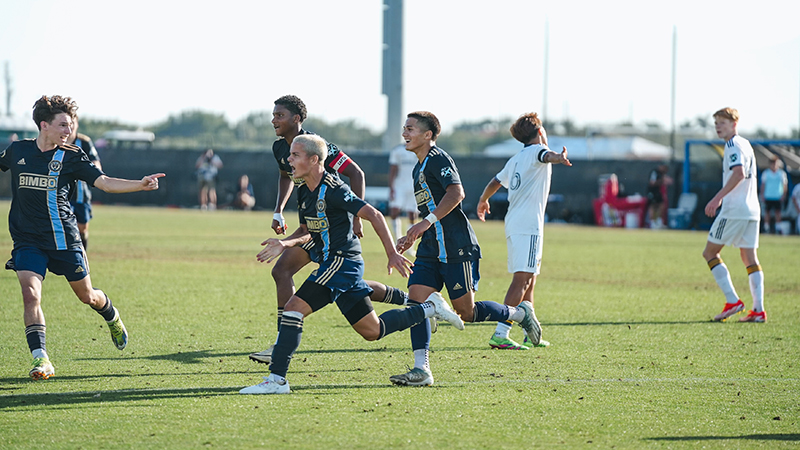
[
  {"left": 389, "top": 144, "right": 418, "bottom": 188},
  {"left": 495, "top": 143, "right": 554, "bottom": 237},
  {"left": 720, "top": 135, "right": 760, "bottom": 220}
]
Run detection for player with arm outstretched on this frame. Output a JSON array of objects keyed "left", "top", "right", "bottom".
[
  {"left": 1, "top": 95, "right": 165, "bottom": 380},
  {"left": 239, "top": 135, "right": 462, "bottom": 394},
  {"left": 477, "top": 112, "right": 571, "bottom": 350}
]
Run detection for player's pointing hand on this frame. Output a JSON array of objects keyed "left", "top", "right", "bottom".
[{"left": 141, "top": 173, "right": 166, "bottom": 191}]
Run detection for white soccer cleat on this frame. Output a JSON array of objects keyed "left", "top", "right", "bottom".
[
  {"left": 239, "top": 375, "right": 291, "bottom": 394},
  {"left": 517, "top": 301, "right": 542, "bottom": 346},
  {"left": 426, "top": 292, "right": 464, "bottom": 330},
  {"left": 249, "top": 345, "right": 274, "bottom": 364}
]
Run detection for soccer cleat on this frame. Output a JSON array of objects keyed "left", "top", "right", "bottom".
[
  {"left": 713, "top": 299, "right": 745, "bottom": 322},
  {"left": 489, "top": 335, "right": 529, "bottom": 350},
  {"left": 249, "top": 345, "right": 273, "bottom": 364},
  {"left": 739, "top": 310, "right": 767, "bottom": 323},
  {"left": 523, "top": 335, "right": 551, "bottom": 348},
  {"left": 429, "top": 316, "right": 438, "bottom": 334},
  {"left": 107, "top": 308, "right": 128, "bottom": 350},
  {"left": 389, "top": 367, "right": 434, "bottom": 386},
  {"left": 239, "top": 375, "right": 291, "bottom": 394},
  {"left": 517, "top": 301, "right": 542, "bottom": 346},
  {"left": 30, "top": 357, "right": 54, "bottom": 380},
  {"left": 426, "top": 292, "right": 464, "bottom": 330}
]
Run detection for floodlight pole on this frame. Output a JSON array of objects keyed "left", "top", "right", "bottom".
[
  {"left": 382, "top": 0, "right": 403, "bottom": 153},
  {"left": 670, "top": 26, "right": 677, "bottom": 162}
]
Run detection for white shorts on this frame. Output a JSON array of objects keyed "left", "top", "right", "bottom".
[
  {"left": 707, "top": 217, "right": 759, "bottom": 248},
  {"left": 507, "top": 234, "right": 543, "bottom": 275},
  {"left": 390, "top": 183, "right": 417, "bottom": 212}
]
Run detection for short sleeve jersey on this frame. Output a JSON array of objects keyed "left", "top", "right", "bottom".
[
  {"left": 297, "top": 172, "right": 368, "bottom": 262},
  {"left": 720, "top": 135, "right": 760, "bottom": 220},
  {"left": 0, "top": 139, "right": 104, "bottom": 250},
  {"left": 413, "top": 146, "right": 480, "bottom": 263},
  {"left": 760, "top": 168, "right": 788, "bottom": 201},
  {"left": 495, "top": 144, "right": 555, "bottom": 237},
  {"left": 272, "top": 129, "right": 352, "bottom": 190},
  {"left": 71, "top": 133, "right": 100, "bottom": 204}
]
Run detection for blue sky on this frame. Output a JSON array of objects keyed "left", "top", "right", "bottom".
[{"left": 1, "top": 0, "right": 798, "bottom": 136}]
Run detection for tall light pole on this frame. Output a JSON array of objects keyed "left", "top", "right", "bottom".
[
  {"left": 382, "top": 0, "right": 403, "bottom": 152},
  {"left": 543, "top": 18, "right": 549, "bottom": 123},
  {"left": 670, "top": 26, "right": 677, "bottom": 161}
]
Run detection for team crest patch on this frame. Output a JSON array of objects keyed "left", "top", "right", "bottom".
[
  {"left": 316, "top": 199, "right": 326, "bottom": 212},
  {"left": 49, "top": 160, "right": 62, "bottom": 172},
  {"left": 510, "top": 173, "right": 521, "bottom": 190},
  {"left": 730, "top": 154, "right": 738, "bottom": 163},
  {"left": 418, "top": 173, "right": 426, "bottom": 184},
  {"left": 440, "top": 167, "right": 452, "bottom": 178}
]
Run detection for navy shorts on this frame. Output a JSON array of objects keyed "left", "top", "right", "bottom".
[
  {"left": 764, "top": 200, "right": 782, "bottom": 214},
  {"left": 296, "top": 256, "right": 374, "bottom": 324},
  {"left": 407, "top": 257, "right": 480, "bottom": 299},
  {"left": 70, "top": 201, "right": 93, "bottom": 224},
  {"left": 9, "top": 245, "right": 89, "bottom": 282}
]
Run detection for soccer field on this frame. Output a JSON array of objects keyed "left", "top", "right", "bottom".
[{"left": 0, "top": 203, "right": 798, "bottom": 449}]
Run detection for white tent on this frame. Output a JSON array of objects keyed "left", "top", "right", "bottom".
[{"left": 484, "top": 136, "right": 671, "bottom": 160}]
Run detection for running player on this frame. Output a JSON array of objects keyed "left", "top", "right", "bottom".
[
  {"left": 389, "top": 111, "right": 541, "bottom": 386},
  {"left": 477, "top": 112, "right": 571, "bottom": 350},
  {"left": 703, "top": 107, "right": 766, "bottom": 323},
  {"left": 1, "top": 95, "right": 165, "bottom": 379},
  {"left": 249, "top": 95, "right": 408, "bottom": 365},
  {"left": 67, "top": 116, "right": 101, "bottom": 249},
  {"left": 240, "top": 135, "right": 462, "bottom": 394}
]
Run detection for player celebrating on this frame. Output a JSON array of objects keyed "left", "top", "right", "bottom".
[
  {"left": 67, "top": 115, "right": 101, "bottom": 249},
  {"left": 240, "top": 135, "right": 462, "bottom": 394},
  {"left": 249, "top": 95, "right": 408, "bottom": 365},
  {"left": 1, "top": 95, "right": 165, "bottom": 379},
  {"left": 390, "top": 111, "right": 541, "bottom": 386},
  {"left": 477, "top": 112, "right": 571, "bottom": 350},
  {"left": 703, "top": 107, "right": 766, "bottom": 323}
]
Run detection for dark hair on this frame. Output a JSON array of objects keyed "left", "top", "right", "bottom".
[
  {"left": 32, "top": 95, "right": 77, "bottom": 130},
  {"left": 510, "top": 112, "right": 542, "bottom": 144},
  {"left": 274, "top": 95, "right": 307, "bottom": 122},
  {"left": 407, "top": 111, "right": 441, "bottom": 140}
]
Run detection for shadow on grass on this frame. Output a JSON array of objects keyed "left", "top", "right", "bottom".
[
  {"left": 0, "top": 382, "right": 407, "bottom": 409},
  {"left": 465, "top": 320, "right": 713, "bottom": 327},
  {"left": 646, "top": 434, "right": 800, "bottom": 442}
]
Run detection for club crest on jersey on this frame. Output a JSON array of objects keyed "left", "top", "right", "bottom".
[
  {"left": 316, "top": 199, "right": 326, "bottom": 212},
  {"left": 510, "top": 173, "right": 521, "bottom": 190},
  {"left": 418, "top": 173, "right": 426, "bottom": 184},
  {"left": 730, "top": 154, "right": 737, "bottom": 163},
  {"left": 440, "top": 167, "right": 452, "bottom": 178},
  {"left": 49, "top": 161, "right": 62, "bottom": 172}
]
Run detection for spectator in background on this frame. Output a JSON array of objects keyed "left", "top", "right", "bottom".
[
  {"left": 68, "top": 116, "right": 101, "bottom": 249},
  {"left": 790, "top": 182, "right": 800, "bottom": 235},
  {"left": 196, "top": 148, "right": 223, "bottom": 210},
  {"left": 388, "top": 143, "right": 418, "bottom": 248},
  {"left": 646, "top": 164, "right": 672, "bottom": 229},
  {"left": 232, "top": 174, "right": 256, "bottom": 211},
  {"left": 759, "top": 157, "right": 788, "bottom": 234}
]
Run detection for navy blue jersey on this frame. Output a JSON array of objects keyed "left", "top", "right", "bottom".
[
  {"left": 297, "top": 172, "right": 367, "bottom": 261},
  {"left": 413, "top": 146, "right": 480, "bottom": 263},
  {"left": 70, "top": 133, "right": 100, "bottom": 204},
  {"left": 0, "top": 139, "right": 104, "bottom": 250},
  {"left": 272, "top": 129, "right": 352, "bottom": 188}
]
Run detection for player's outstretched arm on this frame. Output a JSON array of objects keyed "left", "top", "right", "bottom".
[
  {"left": 477, "top": 178, "right": 502, "bottom": 222},
  {"left": 94, "top": 173, "right": 165, "bottom": 193},
  {"left": 545, "top": 147, "right": 572, "bottom": 167},
  {"left": 357, "top": 204, "right": 412, "bottom": 277}
]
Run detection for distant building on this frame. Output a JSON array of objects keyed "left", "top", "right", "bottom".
[
  {"left": 0, "top": 116, "right": 38, "bottom": 141},
  {"left": 484, "top": 136, "right": 672, "bottom": 161}
]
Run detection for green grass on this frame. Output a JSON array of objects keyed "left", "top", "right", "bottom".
[{"left": 0, "top": 202, "right": 798, "bottom": 449}]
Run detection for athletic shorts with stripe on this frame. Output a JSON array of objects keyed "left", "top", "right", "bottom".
[
  {"left": 507, "top": 234, "right": 543, "bottom": 275},
  {"left": 707, "top": 216, "right": 760, "bottom": 248},
  {"left": 407, "top": 257, "right": 480, "bottom": 299}
]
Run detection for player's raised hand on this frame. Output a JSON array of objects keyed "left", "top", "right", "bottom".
[
  {"left": 141, "top": 173, "right": 166, "bottom": 190},
  {"left": 257, "top": 238, "right": 286, "bottom": 263},
  {"left": 477, "top": 200, "right": 491, "bottom": 222},
  {"left": 271, "top": 213, "right": 288, "bottom": 235}
]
